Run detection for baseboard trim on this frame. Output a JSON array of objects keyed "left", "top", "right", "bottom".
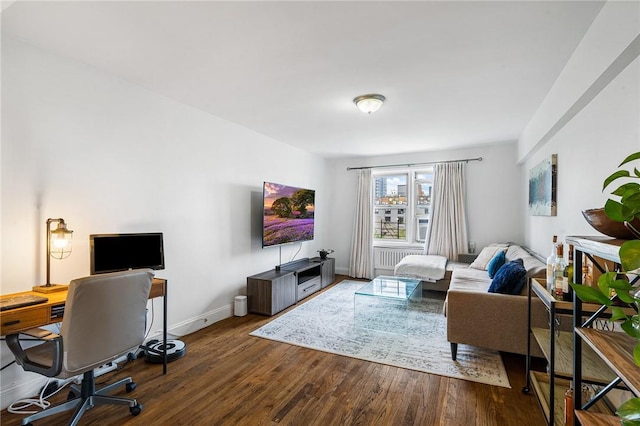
[
  {"left": 335, "top": 266, "right": 349, "bottom": 275},
  {"left": 0, "top": 374, "right": 48, "bottom": 411},
  {"left": 148, "top": 303, "right": 233, "bottom": 339}
]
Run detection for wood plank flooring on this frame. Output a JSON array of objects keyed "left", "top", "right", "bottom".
[{"left": 1, "top": 276, "right": 546, "bottom": 425}]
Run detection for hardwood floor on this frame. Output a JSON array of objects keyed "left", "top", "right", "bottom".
[{"left": 2, "top": 276, "right": 546, "bottom": 425}]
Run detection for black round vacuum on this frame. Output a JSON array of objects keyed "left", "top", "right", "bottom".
[{"left": 143, "top": 339, "right": 187, "bottom": 363}]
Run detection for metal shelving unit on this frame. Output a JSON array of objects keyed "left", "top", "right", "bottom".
[
  {"left": 568, "top": 236, "right": 640, "bottom": 426},
  {"left": 524, "top": 278, "right": 615, "bottom": 425}
]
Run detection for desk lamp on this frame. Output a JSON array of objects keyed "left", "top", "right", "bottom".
[{"left": 33, "top": 218, "right": 73, "bottom": 293}]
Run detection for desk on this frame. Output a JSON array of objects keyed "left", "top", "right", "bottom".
[{"left": 0, "top": 278, "right": 169, "bottom": 374}]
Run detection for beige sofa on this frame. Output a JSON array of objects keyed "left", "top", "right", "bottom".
[{"left": 444, "top": 244, "right": 548, "bottom": 359}]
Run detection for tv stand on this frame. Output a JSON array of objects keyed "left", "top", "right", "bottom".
[{"left": 247, "top": 257, "right": 335, "bottom": 316}]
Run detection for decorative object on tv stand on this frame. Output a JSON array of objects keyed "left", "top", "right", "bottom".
[
  {"left": 353, "top": 94, "right": 385, "bottom": 114},
  {"left": 317, "top": 249, "right": 334, "bottom": 260},
  {"left": 33, "top": 218, "right": 73, "bottom": 293}
]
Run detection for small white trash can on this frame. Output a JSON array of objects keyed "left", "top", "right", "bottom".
[{"left": 234, "top": 295, "right": 248, "bottom": 316}]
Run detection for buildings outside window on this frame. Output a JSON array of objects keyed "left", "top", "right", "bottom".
[{"left": 373, "top": 168, "right": 432, "bottom": 244}]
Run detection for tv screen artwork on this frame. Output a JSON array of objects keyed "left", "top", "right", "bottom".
[{"left": 263, "top": 182, "right": 315, "bottom": 247}]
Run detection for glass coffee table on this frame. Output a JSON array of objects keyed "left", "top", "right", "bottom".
[{"left": 354, "top": 276, "right": 422, "bottom": 334}]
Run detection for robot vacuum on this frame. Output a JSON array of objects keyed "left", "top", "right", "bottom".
[{"left": 143, "top": 339, "right": 187, "bottom": 363}]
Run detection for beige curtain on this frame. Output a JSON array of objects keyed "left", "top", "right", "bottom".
[
  {"left": 424, "top": 162, "right": 469, "bottom": 260},
  {"left": 349, "top": 169, "right": 373, "bottom": 279}
]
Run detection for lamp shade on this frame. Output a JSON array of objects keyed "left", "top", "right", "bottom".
[
  {"left": 49, "top": 220, "right": 73, "bottom": 259},
  {"left": 353, "top": 94, "right": 386, "bottom": 114}
]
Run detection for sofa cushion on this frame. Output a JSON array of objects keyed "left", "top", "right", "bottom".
[
  {"left": 487, "top": 250, "right": 506, "bottom": 278},
  {"left": 506, "top": 245, "right": 546, "bottom": 278},
  {"left": 488, "top": 258, "right": 527, "bottom": 295},
  {"left": 469, "top": 245, "right": 508, "bottom": 270},
  {"left": 447, "top": 267, "right": 493, "bottom": 292}
]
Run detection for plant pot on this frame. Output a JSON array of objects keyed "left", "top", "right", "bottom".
[{"left": 582, "top": 208, "right": 640, "bottom": 239}]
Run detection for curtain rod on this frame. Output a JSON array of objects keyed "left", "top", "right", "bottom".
[{"left": 346, "top": 156, "right": 483, "bottom": 171}]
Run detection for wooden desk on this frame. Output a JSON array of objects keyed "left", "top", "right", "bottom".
[{"left": 1, "top": 278, "right": 169, "bottom": 374}]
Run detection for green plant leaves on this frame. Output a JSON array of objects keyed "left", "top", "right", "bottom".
[
  {"left": 612, "top": 183, "right": 640, "bottom": 198},
  {"left": 604, "top": 151, "right": 640, "bottom": 221},
  {"left": 620, "top": 152, "right": 640, "bottom": 167},
  {"left": 618, "top": 396, "right": 640, "bottom": 424},
  {"left": 598, "top": 271, "right": 616, "bottom": 298},
  {"left": 604, "top": 170, "right": 632, "bottom": 191},
  {"left": 611, "top": 306, "right": 630, "bottom": 321},
  {"left": 622, "top": 319, "right": 640, "bottom": 339},
  {"left": 621, "top": 240, "right": 640, "bottom": 272},
  {"left": 570, "top": 282, "right": 612, "bottom": 305},
  {"left": 624, "top": 192, "right": 640, "bottom": 215},
  {"left": 605, "top": 199, "right": 635, "bottom": 222},
  {"left": 617, "top": 343, "right": 640, "bottom": 419}
]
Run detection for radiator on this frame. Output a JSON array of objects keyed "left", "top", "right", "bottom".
[{"left": 373, "top": 247, "right": 423, "bottom": 269}]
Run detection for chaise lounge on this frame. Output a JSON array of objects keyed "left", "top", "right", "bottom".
[{"left": 444, "top": 244, "right": 548, "bottom": 359}]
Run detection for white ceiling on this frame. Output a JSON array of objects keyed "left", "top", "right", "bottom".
[{"left": 1, "top": 1, "right": 604, "bottom": 158}]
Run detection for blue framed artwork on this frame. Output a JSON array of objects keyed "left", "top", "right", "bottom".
[{"left": 529, "top": 154, "right": 557, "bottom": 216}]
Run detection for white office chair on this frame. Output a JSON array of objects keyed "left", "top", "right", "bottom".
[{"left": 6, "top": 269, "right": 154, "bottom": 426}]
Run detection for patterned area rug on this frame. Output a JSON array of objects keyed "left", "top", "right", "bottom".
[{"left": 250, "top": 280, "right": 510, "bottom": 388}]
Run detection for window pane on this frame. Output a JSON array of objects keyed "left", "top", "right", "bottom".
[
  {"left": 416, "top": 183, "right": 431, "bottom": 207},
  {"left": 415, "top": 171, "right": 433, "bottom": 181},
  {"left": 374, "top": 174, "right": 407, "bottom": 240}
]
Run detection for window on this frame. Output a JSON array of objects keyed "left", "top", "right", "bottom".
[{"left": 373, "top": 168, "right": 432, "bottom": 244}]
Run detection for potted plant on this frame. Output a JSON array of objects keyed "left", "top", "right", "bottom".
[
  {"left": 317, "top": 249, "right": 334, "bottom": 260},
  {"left": 571, "top": 151, "right": 640, "bottom": 424}
]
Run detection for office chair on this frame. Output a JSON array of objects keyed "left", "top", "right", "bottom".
[{"left": 6, "top": 269, "right": 154, "bottom": 426}]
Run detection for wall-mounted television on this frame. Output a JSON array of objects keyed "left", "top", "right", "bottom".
[
  {"left": 262, "top": 182, "right": 315, "bottom": 247},
  {"left": 90, "top": 232, "right": 165, "bottom": 274}
]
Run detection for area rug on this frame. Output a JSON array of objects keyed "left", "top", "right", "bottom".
[{"left": 250, "top": 280, "right": 510, "bottom": 388}]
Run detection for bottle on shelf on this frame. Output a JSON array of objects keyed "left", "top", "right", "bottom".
[
  {"left": 564, "top": 381, "right": 574, "bottom": 426},
  {"left": 562, "top": 244, "right": 574, "bottom": 301},
  {"left": 553, "top": 243, "right": 566, "bottom": 300},
  {"left": 546, "top": 235, "right": 558, "bottom": 292},
  {"left": 582, "top": 254, "right": 590, "bottom": 286}
]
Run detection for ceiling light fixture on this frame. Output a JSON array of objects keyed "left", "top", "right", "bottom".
[{"left": 353, "top": 94, "right": 386, "bottom": 114}]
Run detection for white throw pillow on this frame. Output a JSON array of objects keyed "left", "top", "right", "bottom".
[{"left": 469, "top": 245, "right": 508, "bottom": 270}]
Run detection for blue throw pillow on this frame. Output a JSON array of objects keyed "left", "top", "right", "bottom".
[
  {"left": 487, "top": 250, "right": 506, "bottom": 279},
  {"left": 488, "top": 258, "right": 527, "bottom": 295}
]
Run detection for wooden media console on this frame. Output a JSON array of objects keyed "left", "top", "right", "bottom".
[{"left": 246, "top": 257, "right": 335, "bottom": 316}]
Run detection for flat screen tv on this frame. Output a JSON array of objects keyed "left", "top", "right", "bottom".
[
  {"left": 90, "top": 232, "right": 165, "bottom": 274},
  {"left": 262, "top": 182, "right": 315, "bottom": 247}
]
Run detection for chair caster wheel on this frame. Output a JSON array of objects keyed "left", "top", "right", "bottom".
[
  {"left": 126, "top": 382, "right": 137, "bottom": 392},
  {"left": 130, "top": 403, "right": 143, "bottom": 416},
  {"left": 522, "top": 386, "right": 529, "bottom": 393}
]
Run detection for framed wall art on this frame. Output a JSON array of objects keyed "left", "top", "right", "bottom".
[{"left": 529, "top": 154, "right": 557, "bottom": 216}]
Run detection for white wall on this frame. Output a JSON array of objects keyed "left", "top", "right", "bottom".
[
  {"left": 326, "top": 142, "right": 524, "bottom": 275},
  {"left": 519, "top": 1, "right": 640, "bottom": 256},
  {"left": 1, "top": 37, "right": 329, "bottom": 406}
]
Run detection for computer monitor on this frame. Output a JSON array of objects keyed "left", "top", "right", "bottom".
[{"left": 90, "top": 233, "right": 165, "bottom": 275}]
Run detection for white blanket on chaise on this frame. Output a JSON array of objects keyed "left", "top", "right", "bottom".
[{"left": 393, "top": 255, "right": 447, "bottom": 282}]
